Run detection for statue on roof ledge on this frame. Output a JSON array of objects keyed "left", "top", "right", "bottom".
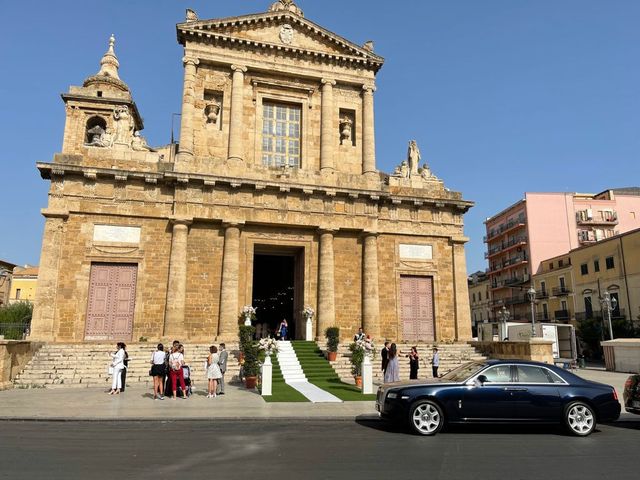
[{"left": 269, "top": 0, "right": 304, "bottom": 17}]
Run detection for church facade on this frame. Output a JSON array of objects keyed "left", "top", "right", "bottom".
[{"left": 30, "top": 1, "right": 473, "bottom": 343}]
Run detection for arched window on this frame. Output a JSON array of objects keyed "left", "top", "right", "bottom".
[{"left": 85, "top": 116, "right": 107, "bottom": 145}]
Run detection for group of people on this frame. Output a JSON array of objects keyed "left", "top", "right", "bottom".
[
  {"left": 254, "top": 319, "right": 289, "bottom": 340},
  {"left": 380, "top": 342, "right": 440, "bottom": 383}
]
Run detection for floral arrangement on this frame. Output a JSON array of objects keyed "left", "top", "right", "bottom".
[
  {"left": 258, "top": 337, "right": 278, "bottom": 354},
  {"left": 302, "top": 305, "right": 315, "bottom": 319},
  {"left": 348, "top": 338, "right": 375, "bottom": 376},
  {"left": 241, "top": 305, "right": 257, "bottom": 320}
]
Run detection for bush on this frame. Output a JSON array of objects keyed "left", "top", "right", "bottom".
[
  {"left": 238, "top": 325, "right": 260, "bottom": 377},
  {"left": 325, "top": 326, "right": 340, "bottom": 352},
  {"left": 0, "top": 302, "right": 33, "bottom": 340}
]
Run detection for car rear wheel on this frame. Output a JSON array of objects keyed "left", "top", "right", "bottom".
[
  {"left": 565, "top": 401, "right": 596, "bottom": 436},
  {"left": 409, "top": 400, "right": 444, "bottom": 436}
]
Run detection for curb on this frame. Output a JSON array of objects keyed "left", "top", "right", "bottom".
[{"left": 0, "top": 414, "right": 381, "bottom": 423}]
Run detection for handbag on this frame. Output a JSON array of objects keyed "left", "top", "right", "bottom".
[{"left": 108, "top": 365, "right": 114, "bottom": 375}]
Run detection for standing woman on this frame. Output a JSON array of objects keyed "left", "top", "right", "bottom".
[
  {"left": 408, "top": 346, "right": 419, "bottom": 380},
  {"left": 150, "top": 343, "right": 166, "bottom": 400},
  {"left": 383, "top": 343, "right": 400, "bottom": 383},
  {"left": 169, "top": 344, "right": 188, "bottom": 400},
  {"left": 278, "top": 318, "right": 289, "bottom": 341},
  {"left": 109, "top": 342, "right": 126, "bottom": 395},
  {"left": 206, "top": 345, "right": 222, "bottom": 398}
]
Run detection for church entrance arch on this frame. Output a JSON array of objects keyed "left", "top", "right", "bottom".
[{"left": 251, "top": 245, "right": 304, "bottom": 340}]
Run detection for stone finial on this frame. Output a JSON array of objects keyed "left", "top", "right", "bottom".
[
  {"left": 363, "top": 40, "right": 374, "bottom": 52},
  {"left": 269, "top": 0, "right": 304, "bottom": 17},
  {"left": 186, "top": 8, "right": 198, "bottom": 22},
  {"left": 97, "top": 34, "right": 120, "bottom": 79}
]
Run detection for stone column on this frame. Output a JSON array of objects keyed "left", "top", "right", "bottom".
[
  {"left": 362, "top": 85, "right": 377, "bottom": 174},
  {"left": 178, "top": 56, "right": 199, "bottom": 157},
  {"left": 317, "top": 229, "right": 336, "bottom": 340},
  {"left": 29, "top": 210, "right": 67, "bottom": 341},
  {"left": 362, "top": 232, "right": 380, "bottom": 339},
  {"left": 451, "top": 237, "right": 472, "bottom": 341},
  {"left": 218, "top": 223, "right": 242, "bottom": 339},
  {"left": 320, "top": 79, "right": 336, "bottom": 172},
  {"left": 228, "top": 65, "right": 248, "bottom": 161},
  {"left": 164, "top": 218, "right": 192, "bottom": 337}
]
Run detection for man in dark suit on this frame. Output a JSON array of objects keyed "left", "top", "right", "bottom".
[
  {"left": 217, "top": 343, "right": 229, "bottom": 395},
  {"left": 381, "top": 341, "right": 390, "bottom": 373}
]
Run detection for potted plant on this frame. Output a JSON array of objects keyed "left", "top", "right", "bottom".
[
  {"left": 325, "top": 326, "right": 340, "bottom": 362},
  {"left": 238, "top": 325, "right": 259, "bottom": 388}
]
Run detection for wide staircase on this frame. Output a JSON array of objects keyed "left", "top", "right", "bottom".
[
  {"left": 13, "top": 343, "right": 240, "bottom": 389},
  {"left": 327, "top": 342, "right": 487, "bottom": 384}
]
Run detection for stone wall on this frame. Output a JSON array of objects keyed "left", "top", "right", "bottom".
[
  {"left": 0, "top": 341, "right": 43, "bottom": 390},
  {"left": 469, "top": 339, "right": 555, "bottom": 364},
  {"left": 601, "top": 339, "right": 640, "bottom": 373}
]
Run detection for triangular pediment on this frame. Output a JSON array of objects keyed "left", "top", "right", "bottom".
[{"left": 177, "top": 11, "right": 384, "bottom": 71}]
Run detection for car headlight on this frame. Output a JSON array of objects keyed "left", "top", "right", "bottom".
[{"left": 387, "top": 392, "right": 398, "bottom": 399}]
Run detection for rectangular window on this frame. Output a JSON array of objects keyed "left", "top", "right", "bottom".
[
  {"left": 15, "top": 288, "right": 21, "bottom": 299},
  {"left": 559, "top": 277, "right": 566, "bottom": 289},
  {"left": 580, "top": 264, "right": 588, "bottom": 275},
  {"left": 558, "top": 259, "right": 563, "bottom": 267},
  {"left": 594, "top": 260, "right": 600, "bottom": 272},
  {"left": 262, "top": 102, "right": 301, "bottom": 168},
  {"left": 472, "top": 293, "right": 476, "bottom": 303},
  {"left": 606, "top": 256, "right": 615, "bottom": 270},
  {"left": 549, "top": 262, "right": 554, "bottom": 270}
]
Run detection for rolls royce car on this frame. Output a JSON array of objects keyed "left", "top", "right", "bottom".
[
  {"left": 376, "top": 360, "right": 620, "bottom": 436},
  {"left": 623, "top": 374, "right": 640, "bottom": 414}
]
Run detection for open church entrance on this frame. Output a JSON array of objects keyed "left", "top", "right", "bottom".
[{"left": 251, "top": 247, "right": 304, "bottom": 340}]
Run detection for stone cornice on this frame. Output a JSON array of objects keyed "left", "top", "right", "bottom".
[
  {"left": 36, "top": 162, "right": 474, "bottom": 213},
  {"left": 177, "top": 12, "right": 384, "bottom": 72},
  {"left": 60, "top": 93, "right": 145, "bottom": 131}
]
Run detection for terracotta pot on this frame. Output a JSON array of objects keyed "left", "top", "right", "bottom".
[
  {"left": 245, "top": 376, "right": 258, "bottom": 389},
  {"left": 355, "top": 376, "right": 362, "bottom": 388},
  {"left": 327, "top": 351, "right": 337, "bottom": 362}
]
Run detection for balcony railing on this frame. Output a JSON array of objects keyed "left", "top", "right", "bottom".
[
  {"left": 505, "top": 293, "right": 529, "bottom": 305},
  {"left": 575, "top": 309, "right": 626, "bottom": 322},
  {"left": 485, "top": 236, "right": 528, "bottom": 258},
  {"left": 554, "top": 310, "right": 570, "bottom": 321},
  {"left": 535, "top": 312, "right": 551, "bottom": 322},
  {"left": 551, "top": 286, "right": 572, "bottom": 296},
  {"left": 536, "top": 290, "right": 549, "bottom": 300},
  {"left": 484, "top": 218, "right": 527, "bottom": 242}
]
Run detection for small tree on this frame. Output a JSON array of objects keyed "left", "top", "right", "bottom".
[
  {"left": 325, "top": 326, "right": 340, "bottom": 352},
  {"left": 238, "top": 325, "right": 260, "bottom": 378},
  {"left": 0, "top": 302, "right": 33, "bottom": 340}
]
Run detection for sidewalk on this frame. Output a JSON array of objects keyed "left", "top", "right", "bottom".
[{"left": 0, "top": 369, "right": 636, "bottom": 422}]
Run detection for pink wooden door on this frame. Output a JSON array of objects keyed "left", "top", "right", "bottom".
[
  {"left": 85, "top": 264, "right": 137, "bottom": 340},
  {"left": 400, "top": 276, "right": 435, "bottom": 342}
]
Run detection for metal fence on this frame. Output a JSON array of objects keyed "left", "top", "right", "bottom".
[{"left": 0, "top": 322, "right": 31, "bottom": 340}]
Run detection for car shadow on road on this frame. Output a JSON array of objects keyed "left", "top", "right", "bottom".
[
  {"left": 355, "top": 417, "right": 574, "bottom": 436},
  {"left": 602, "top": 420, "right": 640, "bottom": 431}
]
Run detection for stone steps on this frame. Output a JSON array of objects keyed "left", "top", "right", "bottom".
[{"left": 13, "top": 343, "right": 241, "bottom": 389}]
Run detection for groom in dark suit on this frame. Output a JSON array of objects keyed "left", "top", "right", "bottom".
[
  {"left": 217, "top": 343, "right": 229, "bottom": 395},
  {"left": 381, "top": 341, "right": 390, "bottom": 373}
]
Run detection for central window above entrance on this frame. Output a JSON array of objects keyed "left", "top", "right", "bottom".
[{"left": 262, "top": 102, "right": 301, "bottom": 168}]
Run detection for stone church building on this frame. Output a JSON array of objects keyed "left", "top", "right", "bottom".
[{"left": 30, "top": 1, "right": 473, "bottom": 344}]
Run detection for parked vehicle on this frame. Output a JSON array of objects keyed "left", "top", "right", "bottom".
[
  {"left": 376, "top": 360, "right": 620, "bottom": 437},
  {"left": 623, "top": 374, "right": 640, "bottom": 414}
]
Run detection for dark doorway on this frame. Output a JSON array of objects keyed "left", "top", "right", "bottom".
[{"left": 252, "top": 254, "right": 296, "bottom": 339}]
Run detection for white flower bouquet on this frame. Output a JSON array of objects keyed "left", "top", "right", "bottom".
[
  {"left": 302, "top": 305, "right": 315, "bottom": 319},
  {"left": 259, "top": 337, "right": 278, "bottom": 354},
  {"left": 241, "top": 305, "right": 257, "bottom": 320}
]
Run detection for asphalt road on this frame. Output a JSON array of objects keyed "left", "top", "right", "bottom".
[{"left": 1, "top": 419, "right": 639, "bottom": 480}]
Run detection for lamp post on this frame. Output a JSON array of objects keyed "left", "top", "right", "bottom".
[
  {"left": 600, "top": 292, "right": 617, "bottom": 341},
  {"left": 498, "top": 305, "right": 510, "bottom": 341},
  {"left": 527, "top": 286, "right": 537, "bottom": 337}
]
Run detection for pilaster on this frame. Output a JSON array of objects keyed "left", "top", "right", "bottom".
[
  {"left": 317, "top": 229, "right": 336, "bottom": 340},
  {"left": 228, "top": 65, "right": 248, "bottom": 162},
  {"left": 218, "top": 222, "right": 243, "bottom": 339},
  {"left": 178, "top": 57, "right": 199, "bottom": 158},
  {"left": 164, "top": 218, "right": 192, "bottom": 337}
]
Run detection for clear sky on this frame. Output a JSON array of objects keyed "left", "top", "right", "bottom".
[{"left": 0, "top": 0, "right": 638, "bottom": 274}]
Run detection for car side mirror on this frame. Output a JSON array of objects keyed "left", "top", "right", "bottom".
[{"left": 475, "top": 375, "right": 488, "bottom": 387}]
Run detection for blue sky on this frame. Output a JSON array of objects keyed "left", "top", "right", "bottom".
[{"left": 0, "top": 0, "right": 638, "bottom": 274}]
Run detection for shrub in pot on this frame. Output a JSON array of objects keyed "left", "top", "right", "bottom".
[{"left": 325, "top": 326, "right": 340, "bottom": 361}]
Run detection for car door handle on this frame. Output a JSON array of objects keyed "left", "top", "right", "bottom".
[{"left": 504, "top": 387, "right": 528, "bottom": 392}]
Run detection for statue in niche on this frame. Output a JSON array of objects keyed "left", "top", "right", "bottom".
[
  {"left": 87, "top": 125, "right": 105, "bottom": 146},
  {"left": 407, "top": 140, "right": 421, "bottom": 176},
  {"left": 131, "top": 131, "right": 154, "bottom": 151},
  {"left": 205, "top": 102, "right": 221, "bottom": 125},
  {"left": 113, "top": 106, "right": 134, "bottom": 145},
  {"left": 339, "top": 116, "right": 353, "bottom": 145}
]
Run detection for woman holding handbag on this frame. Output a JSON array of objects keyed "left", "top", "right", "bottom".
[
  {"left": 168, "top": 344, "right": 188, "bottom": 400},
  {"left": 109, "top": 342, "right": 126, "bottom": 395},
  {"left": 150, "top": 343, "right": 166, "bottom": 400}
]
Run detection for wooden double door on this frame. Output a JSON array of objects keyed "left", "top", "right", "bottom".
[
  {"left": 400, "top": 275, "right": 435, "bottom": 341},
  {"left": 84, "top": 263, "right": 137, "bottom": 340}
]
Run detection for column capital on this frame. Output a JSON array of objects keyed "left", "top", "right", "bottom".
[
  {"left": 362, "top": 85, "right": 376, "bottom": 94},
  {"left": 169, "top": 216, "right": 193, "bottom": 227},
  {"left": 222, "top": 221, "right": 245, "bottom": 229},
  {"left": 362, "top": 231, "right": 379, "bottom": 238},
  {"left": 231, "top": 64, "right": 248, "bottom": 73},
  {"left": 317, "top": 227, "right": 336, "bottom": 236},
  {"left": 182, "top": 56, "right": 200, "bottom": 67},
  {"left": 321, "top": 78, "right": 336, "bottom": 87}
]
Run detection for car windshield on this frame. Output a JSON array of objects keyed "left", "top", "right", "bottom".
[{"left": 441, "top": 361, "right": 486, "bottom": 382}]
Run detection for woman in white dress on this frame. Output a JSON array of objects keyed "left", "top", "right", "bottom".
[
  {"left": 207, "top": 345, "right": 222, "bottom": 398},
  {"left": 383, "top": 343, "right": 400, "bottom": 384},
  {"left": 109, "top": 342, "right": 126, "bottom": 394}
]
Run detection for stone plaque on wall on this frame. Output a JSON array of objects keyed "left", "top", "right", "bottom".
[
  {"left": 399, "top": 244, "right": 433, "bottom": 260},
  {"left": 93, "top": 225, "right": 141, "bottom": 244}
]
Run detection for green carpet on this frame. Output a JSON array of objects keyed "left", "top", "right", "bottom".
[
  {"left": 291, "top": 341, "right": 377, "bottom": 401},
  {"left": 259, "top": 353, "right": 308, "bottom": 402}
]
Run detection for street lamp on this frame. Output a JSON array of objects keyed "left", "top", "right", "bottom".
[
  {"left": 527, "top": 286, "right": 537, "bottom": 337},
  {"left": 600, "top": 292, "right": 617, "bottom": 341},
  {"left": 498, "top": 305, "right": 510, "bottom": 341}
]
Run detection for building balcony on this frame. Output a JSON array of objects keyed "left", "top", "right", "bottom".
[
  {"left": 536, "top": 290, "right": 549, "bottom": 300},
  {"left": 554, "top": 310, "right": 570, "bottom": 321},
  {"left": 575, "top": 311, "right": 603, "bottom": 322},
  {"left": 535, "top": 312, "right": 551, "bottom": 322},
  {"left": 551, "top": 286, "right": 572, "bottom": 296},
  {"left": 505, "top": 293, "right": 529, "bottom": 305},
  {"left": 484, "top": 218, "right": 527, "bottom": 242},
  {"left": 485, "top": 236, "right": 528, "bottom": 259}
]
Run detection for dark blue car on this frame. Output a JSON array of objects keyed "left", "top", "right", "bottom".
[{"left": 376, "top": 360, "right": 620, "bottom": 436}]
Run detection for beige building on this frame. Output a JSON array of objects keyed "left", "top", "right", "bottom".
[
  {"left": 530, "top": 253, "right": 574, "bottom": 324},
  {"left": 30, "top": 1, "right": 473, "bottom": 344},
  {"left": 8, "top": 266, "right": 39, "bottom": 305},
  {"left": 468, "top": 271, "right": 491, "bottom": 336}
]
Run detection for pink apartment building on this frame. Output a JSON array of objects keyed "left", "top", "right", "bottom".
[{"left": 484, "top": 188, "right": 640, "bottom": 322}]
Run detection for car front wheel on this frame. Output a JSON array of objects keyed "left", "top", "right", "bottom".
[
  {"left": 565, "top": 401, "right": 596, "bottom": 436},
  {"left": 409, "top": 400, "right": 444, "bottom": 436}
]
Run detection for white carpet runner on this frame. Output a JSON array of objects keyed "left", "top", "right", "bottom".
[{"left": 276, "top": 341, "right": 342, "bottom": 403}]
